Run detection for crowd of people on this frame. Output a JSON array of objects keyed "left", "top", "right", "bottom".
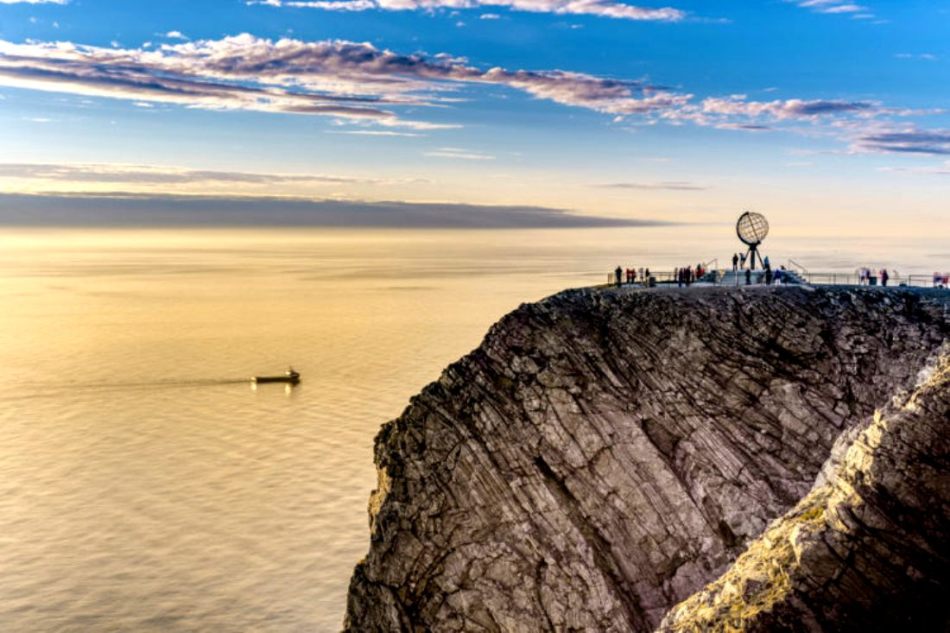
[
  {"left": 674, "top": 264, "right": 707, "bottom": 287},
  {"left": 857, "top": 267, "right": 890, "bottom": 287},
  {"left": 611, "top": 258, "right": 942, "bottom": 290},
  {"left": 613, "top": 266, "right": 652, "bottom": 287},
  {"left": 738, "top": 262, "right": 788, "bottom": 286}
]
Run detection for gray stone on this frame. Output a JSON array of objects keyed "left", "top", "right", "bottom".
[{"left": 344, "top": 286, "right": 950, "bottom": 632}]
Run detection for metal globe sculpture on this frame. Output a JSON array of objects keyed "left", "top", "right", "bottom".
[
  {"left": 737, "top": 211, "right": 769, "bottom": 246},
  {"left": 735, "top": 211, "right": 769, "bottom": 270}
]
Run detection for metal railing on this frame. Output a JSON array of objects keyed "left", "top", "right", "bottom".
[
  {"left": 606, "top": 271, "right": 677, "bottom": 286},
  {"left": 801, "top": 272, "right": 944, "bottom": 288},
  {"left": 787, "top": 259, "right": 809, "bottom": 275},
  {"left": 605, "top": 269, "right": 948, "bottom": 289}
]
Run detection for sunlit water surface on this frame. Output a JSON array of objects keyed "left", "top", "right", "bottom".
[{"left": 0, "top": 227, "right": 944, "bottom": 632}]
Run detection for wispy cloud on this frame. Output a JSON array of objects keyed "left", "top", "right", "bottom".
[
  {"left": 0, "top": 34, "right": 936, "bottom": 146},
  {"left": 329, "top": 129, "right": 422, "bottom": 137},
  {"left": 424, "top": 147, "right": 495, "bottom": 160},
  {"left": 655, "top": 95, "right": 894, "bottom": 133},
  {"left": 878, "top": 160, "right": 950, "bottom": 176},
  {"left": 0, "top": 35, "right": 689, "bottom": 129},
  {"left": 789, "top": 0, "right": 874, "bottom": 19},
  {"left": 854, "top": 128, "right": 950, "bottom": 155},
  {"left": 895, "top": 52, "right": 939, "bottom": 61},
  {"left": 597, "top": 180, "right": 707, "bottom": 190},
  {"left": 698, "top": 96, "right": 875, "bottom": 120},
  {"left": 0, "top": 162, "right": 374, "bottom": 185},
  {"left": 251, "top": 0, "right": 686, "bottom": 21}
]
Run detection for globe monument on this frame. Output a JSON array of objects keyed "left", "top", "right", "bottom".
[{"left": 736, "top": 211, "right": 769, "bottom": 270}]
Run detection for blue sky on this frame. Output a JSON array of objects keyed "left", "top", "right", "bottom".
[{"left": 0, "top": 0, "right": 948, "bottom": 230}]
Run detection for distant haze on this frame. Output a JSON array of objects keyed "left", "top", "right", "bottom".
[{"left": 0, "top": 193, "right": 667, "bottom": 229}]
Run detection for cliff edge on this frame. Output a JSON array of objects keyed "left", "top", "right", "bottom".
[{"left": 345, "top": 286, "right": 949, "bottom": 632}]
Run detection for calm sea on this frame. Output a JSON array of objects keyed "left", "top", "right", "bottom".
[{"left": 0, "top": 226, "right": 944, "bottom": 632}]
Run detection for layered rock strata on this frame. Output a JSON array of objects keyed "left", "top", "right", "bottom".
[
  {"left": 345, "top": 286, "right": 949, "bottom": 632},
  {"left": 658, "top": 346, "right": 949, "bottom": 632}
]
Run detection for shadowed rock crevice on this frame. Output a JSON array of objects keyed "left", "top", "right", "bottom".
[{"left": 345, "top": 286, "right": 949, "bottom": 632}]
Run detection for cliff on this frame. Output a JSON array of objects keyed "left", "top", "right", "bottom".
[
  {"left": 344, "top": 286, "right": 950, "bottom": 632},
  {"left": 658, "top": 345, "right": 949, "bottom": 632}
]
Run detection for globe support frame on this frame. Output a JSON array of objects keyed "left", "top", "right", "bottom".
[{"left": 743, "top": 242, "right": 762, "bottom": 271}]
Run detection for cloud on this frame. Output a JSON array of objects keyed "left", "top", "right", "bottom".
[
  {"left": 878, "top": 162, "right": 950, "bottom": 176},
  {"left": 329, "top": 129, "right": 422, "bottom": 136},
  {"left": 424, "top": 147, "right": 495, "bottom": 160},
  {"left": 700, "top": 96, "right": 875, "bottom": 119},
  {"left": 164, "top": 31, "right": 188, "bottom": 40},
  {"left": 0, "top": 37, "right": 438, "bottom": 129},
  {"left": 790, "top": 0, "right": 874, "bottom": 19},
  {"left": 0, "top": 192, "right": 672, "bottom": 228},
  {"left": 895, "top": 53, "right": 938, "bottom": 61},
  {"left": 0, "top": 34, "right": 689, "bottom": 128},
  {"left": 656, "top": 95, "right": 884, "bottom": 130},
  {"left": 0, "top": 0, "right": 68, "bottom": 3},
  {"left": 712, "top": 122, "right": 771, "bottom": 131},
  {"left": 855, "top": 128, "right": 950, "bottom": 155},
  {"left": 0, "top": 162, "right": 374, "bottom": 185},
  {"left": 0, "top": 34, "right": 935, "bottom": 144},
  {"left": 252, "top": 0, "right": 686, "bottom": 21},
  {"left": 597, "top": 180, "right": 707, "bottom": 190}
]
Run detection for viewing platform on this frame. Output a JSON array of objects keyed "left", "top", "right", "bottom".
[
  {"left": 606, "top": 214, "right": 947, "bottom": 291},
  {"left": 604, "top": 266, "right": 947, "bottom": 289}
]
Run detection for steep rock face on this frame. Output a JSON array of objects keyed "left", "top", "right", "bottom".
[
  {"left": 658, "top": 346, "right": 950, "bottom": 632},
  {"left": 345, "top": 287, "right": 949, "bottom": 632}
]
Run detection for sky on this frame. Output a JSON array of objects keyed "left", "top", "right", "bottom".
[{"left": 0, "top": 0, "right": 948, "bottom": 232}]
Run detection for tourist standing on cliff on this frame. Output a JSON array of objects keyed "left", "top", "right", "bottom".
[
  {"left": 615, "top": 266, "right": 622, "bottom": 287},
  {"left": 732, "top": 253, "right": 739, "bottom": 271},
  {"left": 881, "top": 269, "right": 889, "bottom": 287},
  {"left": 745, "top": 268, "right": 752, "bottom": 285}
]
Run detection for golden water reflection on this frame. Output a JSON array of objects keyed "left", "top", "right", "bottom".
[{"left": 0, "top": 227, "right": 943, "bottom": 632}]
